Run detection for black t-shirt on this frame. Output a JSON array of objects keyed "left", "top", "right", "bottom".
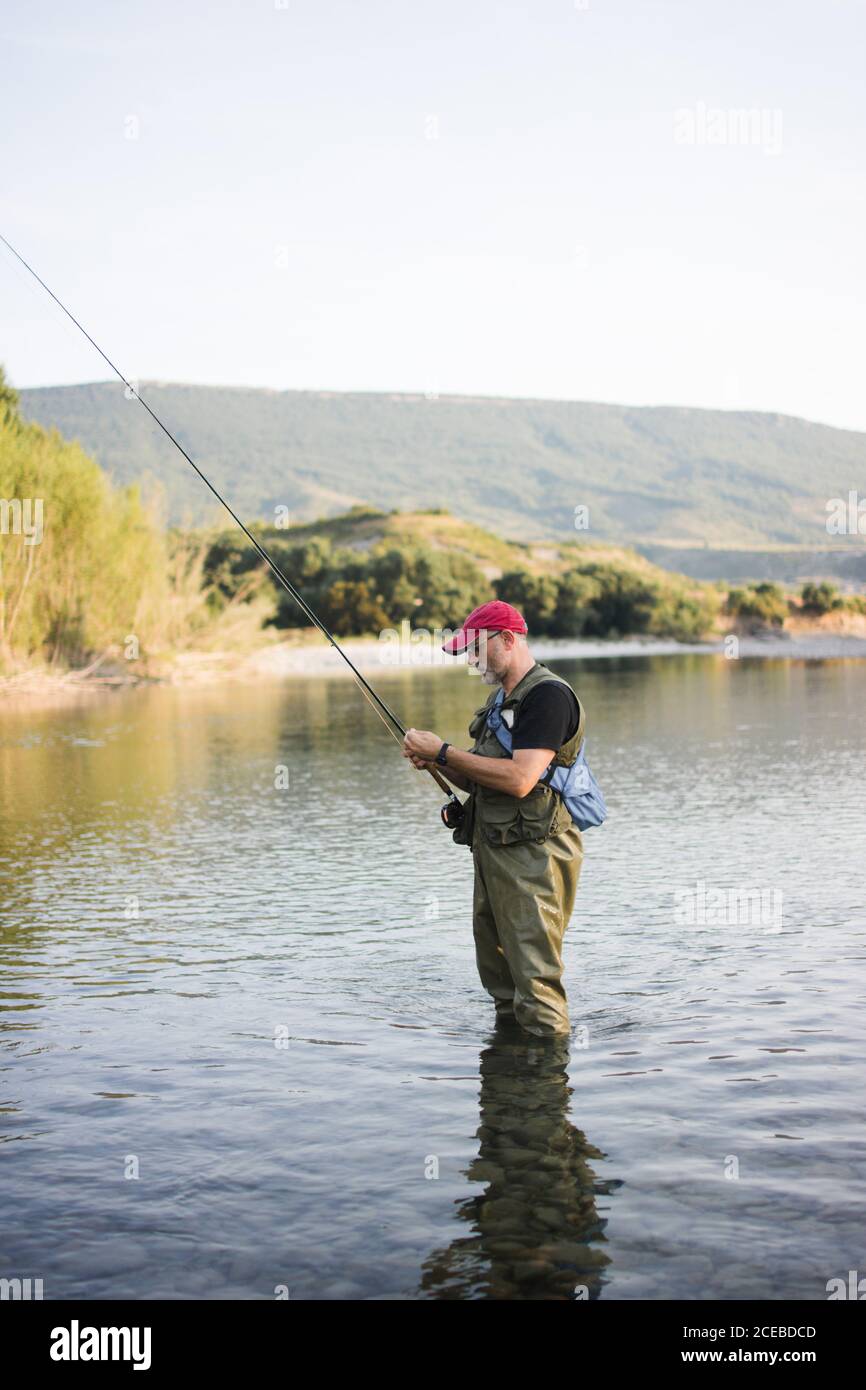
[{"left": 511, "top": 680, "right": 580, "bottom": 753}]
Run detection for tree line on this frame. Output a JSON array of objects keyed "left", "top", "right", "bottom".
[
  {"left": 2, "top": 363, "right": 862, "bottom": 672},
  {"left": 203, "top": 530, "right": 720, "bottom": 642}
]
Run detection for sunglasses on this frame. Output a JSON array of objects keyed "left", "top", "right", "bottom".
[{"left": 466, "top": 629, "right": 508, "bottom": 657}]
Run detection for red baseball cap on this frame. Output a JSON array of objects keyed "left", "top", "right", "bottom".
[{"left": 442, "top": 600, "right": 528, "bottom": 654}]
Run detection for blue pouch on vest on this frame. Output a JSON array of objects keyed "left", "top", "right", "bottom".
[{"left": 486, "top": 689, "right": 607, "bottom": 831}]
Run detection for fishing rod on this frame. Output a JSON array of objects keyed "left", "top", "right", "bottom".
[{"left": 0, "top": 231, "right": 463, "bottom": 823}]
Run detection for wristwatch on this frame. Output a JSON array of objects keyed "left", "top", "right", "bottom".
[{"left": 435, "top": 741, "right": 451, "bottom": 767}]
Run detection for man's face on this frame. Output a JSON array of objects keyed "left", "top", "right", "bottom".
[{"left": 467, "top": 629, "right": 511, "bottom": 683}]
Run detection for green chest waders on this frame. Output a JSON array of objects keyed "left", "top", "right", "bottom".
[{"left": 464, "top": 664, "right": 584, "bottom": 1037}]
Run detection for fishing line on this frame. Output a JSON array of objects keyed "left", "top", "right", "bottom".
[{"left": 0, "top": 231, "right": 460, "bottom": 804}]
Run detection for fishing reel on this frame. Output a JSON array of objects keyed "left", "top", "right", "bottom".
[{"left": 440, "top": 796, "right": 466, "bottom": 830}]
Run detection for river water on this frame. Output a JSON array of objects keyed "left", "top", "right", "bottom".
[{"left": 1, "top": 651, "right": 864, "bottom": 1300}]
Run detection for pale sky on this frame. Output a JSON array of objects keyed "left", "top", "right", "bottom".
[{"left": 2, "top": 0, "right": 864, "bottom": 430}]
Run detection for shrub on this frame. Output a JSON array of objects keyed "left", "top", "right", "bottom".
[
  {"left": 1, "top": 372, "right": 167, "bottom": 667},
  {"left": 725, "top": 582, "right": 788, "bottom": 627},
  {"left": 570, "top": 563, "right": 659, "bottom": 638},
  {"left": 494, "top": 570, "right": 559, "bottom": 634},
  {"left": 551, "top": 570, "right": 603, "bottom": 637},
  {"left": 650, "top": 589, "right": 719, "bottom": 642},
  {"left": 320, "top": 580, "right": 390, "bottom": 636},
  {"left": 800, "top": 581, "right": 842, "bottom": 614}
]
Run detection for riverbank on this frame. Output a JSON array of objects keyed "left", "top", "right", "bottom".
[{"left": 5, "top": 623, "right": 866, "bottom": 711}]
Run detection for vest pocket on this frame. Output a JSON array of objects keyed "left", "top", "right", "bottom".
[{"left": 479, "top": 788, "right": 562, "bottom": 846}]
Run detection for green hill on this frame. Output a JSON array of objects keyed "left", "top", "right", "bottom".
[
  {"left": 18, "top": 381, "right": 866, "bottom": 548},
  {"left": 200, "top": 505, "right": 724, "bottom": 644}
]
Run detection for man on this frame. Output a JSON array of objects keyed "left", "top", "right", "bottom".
[{"left": 402, "top": 600, "right": 585, "bottom": 1038}]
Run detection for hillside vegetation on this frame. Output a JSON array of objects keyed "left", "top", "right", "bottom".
[
  {"left": 4, "top": 373, "right": 864, "bottom": 679},
  {"left": 0, "top": 369, "right": 169, "bottom": 668},
  {"left": 204, "top": 507, "right": 720, "bottom": 642},
  {"left": 20, "top": 380, "right": 866, "bottom": 548}
]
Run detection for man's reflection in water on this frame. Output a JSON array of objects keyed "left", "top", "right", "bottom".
[{"left": 420, "top": 1023, "right": 615, "bottom": 1300}]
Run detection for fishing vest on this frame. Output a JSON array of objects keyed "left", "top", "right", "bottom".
[{"left": 465, "top": 662, "right": 585, "bottom": 849}]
